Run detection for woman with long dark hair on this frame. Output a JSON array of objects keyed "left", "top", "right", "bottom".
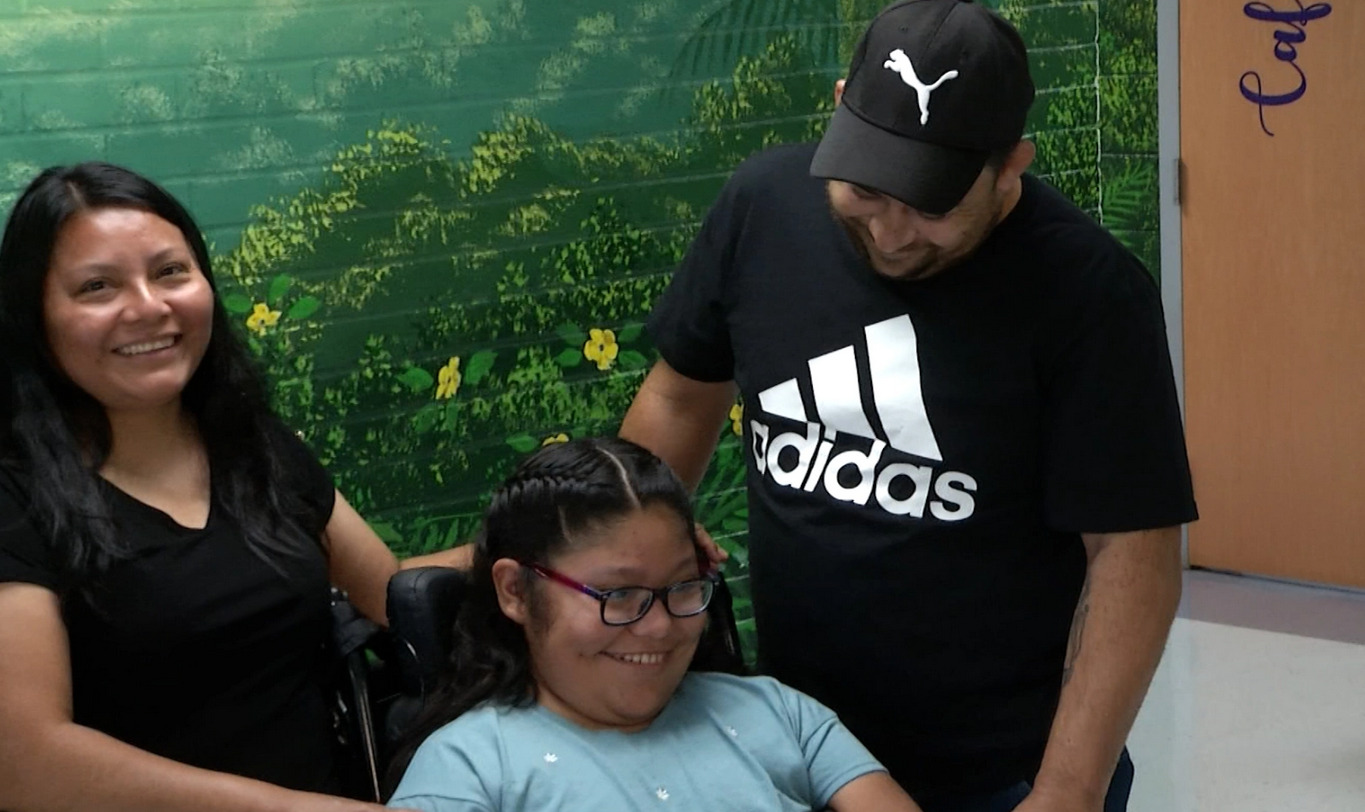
[
  {"left": 0, "top": 162, "right": 441, "bottom": 811},
  {"left": 385, "top": 437, "right": 923, "bottom": 812}
]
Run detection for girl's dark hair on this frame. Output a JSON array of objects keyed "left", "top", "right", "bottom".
[
  {"left": 0, "top": 161, "right": 318, "bottom": 586},
  {"left": 386, "top": 437, "right": 702, "bottom": 787}
]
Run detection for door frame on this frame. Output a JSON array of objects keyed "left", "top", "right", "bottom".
[{"left": 1157, "top": 0, "right": 1188, "bottom": 566}]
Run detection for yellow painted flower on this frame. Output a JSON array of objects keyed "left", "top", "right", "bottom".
[
  {"left": 583, "top": 328, "right": 619, "bottom": 371},
  {"left": 729, "top": 403, "right": 743, "bottom": 436},
  {"left": 436, "top": 356, "right": 461, "bottom": 400},
  {"left": 245, "top": 303, "right": 281, "bottom": 336},
  {"left": 541, "top": 432, "right": 570, "bottom": 446}
]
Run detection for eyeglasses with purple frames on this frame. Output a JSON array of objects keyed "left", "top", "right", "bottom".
[{"left": 519, "top": 561, "right": 717, "bottom": 626}]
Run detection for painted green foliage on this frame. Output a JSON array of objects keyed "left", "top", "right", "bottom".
[
  {"left": 212, "top": 37, "right": 833, "bottom": 653},
  {"left": 1097, "top": 0, "right": 1161, "bottom": 273},
  {"left": 995, "top": 0, "right": 1161, "bottom": 276},
  {"left": 208, "top": 1, "right": 1156, "bottom": 656},
  {"left": 8, "top": 0, "right": 1161, "bottom": 657}
]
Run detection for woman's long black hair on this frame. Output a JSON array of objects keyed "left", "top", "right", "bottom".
[
  {"left": 385, "top": 436, "right": 707, "bottom": 789},
  {"left": 0, "top": 162, "right": 319, "bottom": 589}
]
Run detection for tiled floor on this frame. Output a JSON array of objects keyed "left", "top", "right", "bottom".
[{"left": 1127, "top": 570, "right": 1365, "bottom": 812}]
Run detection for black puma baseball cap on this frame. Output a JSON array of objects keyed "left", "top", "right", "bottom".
[{"left": 810, "top": 0, "right": 1034, "bottom": 215}]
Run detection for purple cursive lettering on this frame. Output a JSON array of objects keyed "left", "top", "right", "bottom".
[{"left": 1238, "top": 1, "right": 1332, "bottom": 136}]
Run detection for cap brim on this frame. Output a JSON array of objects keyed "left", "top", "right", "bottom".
[{"left": 810, "top": 105, "right": 988, "bottom": 216}]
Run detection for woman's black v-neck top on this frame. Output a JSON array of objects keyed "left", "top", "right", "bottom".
[{"left": 0, "top": 430, "right": 339, "bottom": 791}]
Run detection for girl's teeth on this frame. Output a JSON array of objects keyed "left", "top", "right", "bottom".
[{"left": 614, "top": 653, "right": 665, "bottom": 665}]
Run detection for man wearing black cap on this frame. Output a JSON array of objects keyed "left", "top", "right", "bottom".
[{"left": 621, "top": 2, "right": 1196, "bottom": 811}]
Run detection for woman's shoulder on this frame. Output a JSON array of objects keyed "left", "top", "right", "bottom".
[
  {"left": 684, "top": 670, "right": 788, "bottom": 691},
  {"left": 255, "top": 419, "right": 337, "bottom": 529},
  {"left": 0, "top": 460, "right": 45, "bottom": 533},
  {"left": 679, "top": 672, "right": 797, "bottom": 707},
  {"left": 0, "top": 463, "right": 41, "bottom": 544},
  {"left": 0, "top": 461, "right": 62, "bottom": 588},
  {"left": 680, "top": 672, "right": 839, "bottom": 725},
  {"left": 410, "top": 703, "right": 534, "bottom": 757},
  {"left": 390, "top": 704, "right": 526, "bottom": 809},
  {"left": 0, "top": 461, "right": 29, "bottom": 506}
]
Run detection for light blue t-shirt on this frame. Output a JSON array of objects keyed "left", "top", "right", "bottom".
[{"left": 388, "top": 672, "right": 884, "bottom": 812}]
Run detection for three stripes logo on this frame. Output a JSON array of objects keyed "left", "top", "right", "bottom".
[{"left": 748, "top": 315, "right": 977, "bottom": 520}]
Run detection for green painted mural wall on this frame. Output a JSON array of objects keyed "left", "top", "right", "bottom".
[{"left": 2, "top": 0, "right": 1161, "bottom": 652}]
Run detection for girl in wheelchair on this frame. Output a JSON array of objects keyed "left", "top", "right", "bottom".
[{"left": 386, "top": 437, "right": 923, "bottom": 812}]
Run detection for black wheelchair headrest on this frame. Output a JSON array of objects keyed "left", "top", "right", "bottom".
[{"left": 386, "top": 566, "right": 470, "bottom": 698}]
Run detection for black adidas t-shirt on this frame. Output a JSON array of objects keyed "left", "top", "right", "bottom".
[
  {"left": 0, "top": 427, "right": 339, "bottom": 792},
  {"left": 649, "top": 143, "right": 1197, "bottom": 798}
]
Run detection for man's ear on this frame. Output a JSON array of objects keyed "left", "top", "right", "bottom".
[
  {"left": 997, "top": 140, "right": 1036, "bottom": 187},
  {"left": 834, "top": 78, "right": 846, "bottom": 107},
  {"left": 491, "top": 558, "right": 530, "bottom": 626}
]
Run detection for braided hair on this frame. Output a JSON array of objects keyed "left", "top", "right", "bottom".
[{"left": 386, "top": 436, "right": 698, "bottom": 785}]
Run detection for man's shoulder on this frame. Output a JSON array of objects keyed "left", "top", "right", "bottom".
[
  {"left": 1015, "top": 175, "right": 1124, "bottom": 250},
  {"left": 695, "top": 143, "right": 831, "bottom": 247},
  {"left": 727, "top": 142, "right": 821, "bottom": 195},
  {"left": 1007, "top": 174, "right": 1157, "bottom": 298},
  {"left": 737, "top": 141, "right": 819, "bottom": 171}
]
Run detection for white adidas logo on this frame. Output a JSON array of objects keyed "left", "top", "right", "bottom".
[
  {"left": 757, "top": 314, "right": 942, "bottom": 460},
  {"left": 748, "top": 315, "right": 977, "bottom": 520}
]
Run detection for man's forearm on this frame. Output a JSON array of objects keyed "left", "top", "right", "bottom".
[
  {"left": 620, "top": 398, "right": 722, "bottom": 491},
  {"left": 620, "top": 361, "right": 736, "bottom": 492},
  {"left": 1031, "top": 527, "right": 1183, "bottom": 806}
]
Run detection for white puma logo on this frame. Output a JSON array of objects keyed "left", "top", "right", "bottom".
[{"left": 882, "top": 49, "right": 959, "bottom": 126}]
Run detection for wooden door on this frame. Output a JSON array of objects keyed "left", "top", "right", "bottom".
[{"left": 1180, "top": 1, "right": 1365, "bottom": 588}]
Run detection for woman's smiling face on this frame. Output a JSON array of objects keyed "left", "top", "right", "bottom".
[{"left": 42, "top": 207, "right": 214, "bottom": 416}]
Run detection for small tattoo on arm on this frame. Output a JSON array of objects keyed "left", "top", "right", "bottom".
[{"left": 1062, "top": 577, "right": 1091, "bottom": 687}]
